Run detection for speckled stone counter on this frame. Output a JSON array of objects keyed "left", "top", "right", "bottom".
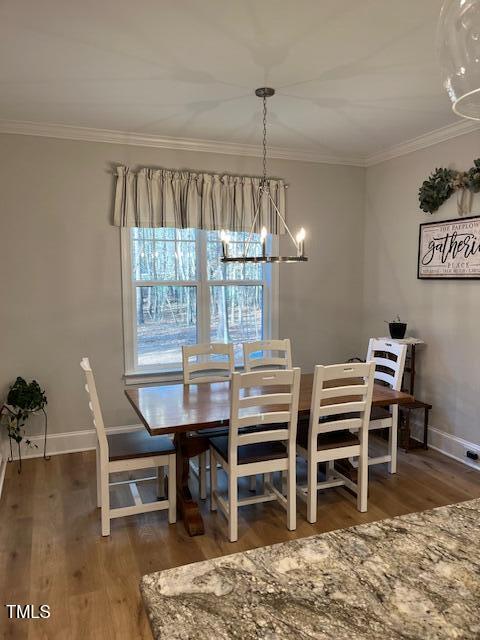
[{"left": 141, "top": 499, "right": 480, "bottom": 639}]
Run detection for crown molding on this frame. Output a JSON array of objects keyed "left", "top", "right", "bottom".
[
  {"left": 1, "top": 117, "right": 480, "bottom": 168},
  {"left": 0, "top": 119, "right": 363, "bottom": 166},
  {"left": 365, "top": 118, "right": 480, "bottom": 166}
]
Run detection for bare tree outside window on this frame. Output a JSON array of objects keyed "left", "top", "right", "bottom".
[{"left": 129, "top": 228, "right": 267, "bottom": 370}]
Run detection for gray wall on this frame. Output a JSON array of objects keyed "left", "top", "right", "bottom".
[
  {"left": 0, "top": 133, "right": 365, "bottom": 436},
  {"left": 363, "top": 132, "right": 480, "bottom": 444}
]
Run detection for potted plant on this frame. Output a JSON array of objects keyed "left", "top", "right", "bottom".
[
  {"left": 385, "top": 315, "right": 407, "bottom": 339},
  {"left": 1, "top": 377, "right": 48, "bottom": 472}
]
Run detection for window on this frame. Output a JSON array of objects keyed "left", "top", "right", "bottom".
[{"left": 121, "top": 228, "right": 278, "bottom": 378}]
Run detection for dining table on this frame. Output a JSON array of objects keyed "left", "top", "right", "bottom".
[{"left": 125, "top": 372, "right": 414, "bottom": 536}]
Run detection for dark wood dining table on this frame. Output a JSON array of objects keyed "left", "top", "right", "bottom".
[{"left": 125, "top": 373, "right": 413, "bottom": 536}]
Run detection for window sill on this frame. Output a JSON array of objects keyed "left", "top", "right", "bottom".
[
  {"left": 124, "top": 363, "right": 249, "bottom": 386},
  {"left": 124, "top": 370, "right": 183, "bottom": 386}
]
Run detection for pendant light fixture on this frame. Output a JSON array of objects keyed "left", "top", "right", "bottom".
[
  {"left": 221, "top": 87, "right": 307, "bottom": 264},
  {"left": 438, "top": 0, "right": 480, "bottom": 120}
]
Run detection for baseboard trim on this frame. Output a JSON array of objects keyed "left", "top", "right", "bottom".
[
  {"left": 0, "top": 432, "right": 9, "bottom": 499},
  {"left": 410, "top": 423, "right": 480, "bottom": 471},
  {"left": 7, "top": 424, "right": 144, "bottom": 461},
  {"left": 0, "top": 456, "right": 7, "bottom": 500}
]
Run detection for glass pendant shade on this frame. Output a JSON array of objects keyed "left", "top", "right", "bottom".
[{"left": 438, "top": 0, "right": 480, "bottom": 120}]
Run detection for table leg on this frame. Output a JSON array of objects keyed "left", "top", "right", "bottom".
[
  {"left": 174, "top": 432, "right": 208, "bottom": 536},
  {"left": 409, "top": 345, "right": 417, "bottom": 396},
  {"left": 423, "top": 407, "right": 429, "bottom": 450},
  {"left": 404, "top": 408, "right": 411, "bottom": 452}
]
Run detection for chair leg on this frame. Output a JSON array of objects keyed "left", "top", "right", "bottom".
[
  {"left": 307, "top": 456, "right": 317, "bottom": 524},
  {"left": 249, "top": 475, "right": 256, "bottom": 492},
  {"left": 287, "top": 457, "right": 296, "bottom": 531},
  {"left": 388, "top": 408, "right": 398, "bottom": 474},
  {"left": 260, "top": 474, "right": 266, "bottom": 493},
  {"left": 100, "top": 465, "right": 110, "bottom": 536},
  {"left": 199, "top": 452, "right": 207, "bottom": 500},
  {"left": 403, "top": 408, "right": 411, "bottom": 452},
  {"left": 281, "top": 470, "right": 288, "bottom": 495},
  {"left": 357, "top": 430, "right": 368, "bottom": 513},
  {"left": 96, "top": 443, "right": 101, "bottom": 508},
  {"left": 157, "top": 466, "right": 165, "bottom": 499},
  {"left": 228, "top": 473, "right": 238, "bottom": 543},
  {"left": 326, "top": 460, "right": 334, "bottom": 480},
  {"left": 264, "top": 473, "right": 272, "bottom": 491},
  {"left": 210, "top": 448, "right": 217, "bottom": 512},
  {"left": 168, "top": 455, "right": 176, "bottom": 524}
]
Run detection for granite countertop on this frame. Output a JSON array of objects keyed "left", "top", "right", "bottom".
[{"left": 141, "top": 499, "right": 480, "bottom": 639}]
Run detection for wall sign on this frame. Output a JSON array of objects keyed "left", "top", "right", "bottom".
[{"left": 418, "top": 215, "right": 480, "bottom": 280}]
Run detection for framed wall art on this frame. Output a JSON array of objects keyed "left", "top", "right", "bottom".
[{"left": 418, "top": 215, "right": 480, "bottom": 280}]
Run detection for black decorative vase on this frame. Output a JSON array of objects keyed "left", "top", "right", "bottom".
[{"left": 389, "top": 322, "right": 407, "bottom": 339}]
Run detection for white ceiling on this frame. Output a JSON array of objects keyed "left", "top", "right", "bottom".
[{"left": 0, "top": 0, "right": 466, "bottom": 162}]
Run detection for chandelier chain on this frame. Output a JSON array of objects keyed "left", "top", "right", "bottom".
[{"left": 262, "top": 94, "right": 268, "bottom": 191}]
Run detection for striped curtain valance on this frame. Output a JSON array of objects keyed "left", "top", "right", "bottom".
[{"left": 113, "top": 166, "right": 287, "bottom": 234}]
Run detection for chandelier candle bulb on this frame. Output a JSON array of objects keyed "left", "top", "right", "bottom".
[
  {"left": 220, "top": 229, "right": 230, "bottom": 258},
  {"left": 261, "top": 226, "right": 267, "bottom": 258},
  {"left": 220, "top": 229, "right": 230, "bottom": 259},
  {"left": 296, "top": 228, "right": 306, "bottom": 257}
]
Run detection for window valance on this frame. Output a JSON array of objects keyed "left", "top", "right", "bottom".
[{"left": 113, "top": 165, "right": 287, "bottom": 234}]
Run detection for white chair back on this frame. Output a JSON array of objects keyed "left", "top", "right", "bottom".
[
  {"left": 366, "top": 339, "right": 407, "bottom": 391},
  {"left": 80, "top": 357, "right": 108, "bottom": 457},
  {"left": 182, "top": 343, "right": 235, "bottom": 384},
  {"left": 228, "top": 368, "right": 301, "bottom": 462},
  {"left": 243, "top": 339, "right": 292, "bottom": 372},
  {"left": 308, "top": 362, "right": 375, "bottom": 441}
]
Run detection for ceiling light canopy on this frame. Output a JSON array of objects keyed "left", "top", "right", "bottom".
[
  {"left": 438, "top": 0, "right": 480, "bottom": 120},
  {"left": 220, "top": 88, "right": 307, "bottom": 264}
]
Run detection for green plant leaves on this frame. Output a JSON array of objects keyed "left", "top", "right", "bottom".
[
  {"left": 466, "top": 158, "right": 480, "bottom": 194},
  {"left": 418, "top": 168, "right": 456, "bottom": 214},
  {"left": 3, "top": 377, "right": 47, "bottom": 446},
  {"left": 418, "top": 159, "right": 480, "bottom": 213},
  {"left": 7, "top": 377, "right": 47, "bottom": 412}
]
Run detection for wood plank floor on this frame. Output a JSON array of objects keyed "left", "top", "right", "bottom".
[{"left": 1, "top": 445, "right": 479, "bottom": 640}]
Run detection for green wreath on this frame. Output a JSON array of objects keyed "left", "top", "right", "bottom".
[{"left": 418, "top": 159, "right": 480, "bottom": 214}]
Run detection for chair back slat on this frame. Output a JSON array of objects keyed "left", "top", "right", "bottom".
[
  {"left": 317, "top": 417, "right": 363, "bottom": 434},
  {"left": 237, "top": 368, "right": 295, "bottom": 388},
  {"left": 236, "top": 411, "right": 292, "bottom": 430},
  {"left": 237, "top": 429, "right": 290, "bottom": 446},
  {"left": 80, "top": 357, "right": 108, "bottom": 456},
  {"left": 308, "top": 362, "right": 375, "bottom": 443},
  {"left": 243, "top": 339, "right": 292, "bottom": 372},
  {"left": 239, "top": 392, "right": 293, "bottom": 409},
  {"left": 372, "top": 371, "right": 397, "bottom": 387},
  {"left": 182, "top": 343, "right": 235, "bottom": 384},
  {"left": 320, "top": 383, "right": 368, "bottom": 399},
  {"left": 188, "top": 361, "right": 232, "bottom": 373},
  {"left": 229, "top": 368, "right": 301, "bottom": 463},
  {"left": 318, "top": 401, "right": 367, "bottom": 417},
  {"left": 367, "top": 339, "right": 407, "bottom": 391}
]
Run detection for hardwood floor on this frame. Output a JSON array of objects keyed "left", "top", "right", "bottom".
[{"left": 1, "top": 445, "right": 479, "bottom": 639}]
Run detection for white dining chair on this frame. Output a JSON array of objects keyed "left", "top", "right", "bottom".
[
  {"left": 182, "top": 343, "right": 235, "bottom": 384},
  {"left": 243, "top": 338, "right": 293, "bottom": 491},
  {"left": 366, "top": 338, "right": 407, "bottom": 474},
  {"left": 209, "top": 367, "right": 301, "bottom": 542},
  {"left": 182, "top": 343, "right": 235, "bottom": 500},
  {"left": 243, "top": 339, "right": 292, "bottom": 372},
  {"left": 296, "top": 361, "right": 375, "bottom": 523},
  {"left": 80, "top": 357, "right": 176, "bottom": 536}
]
